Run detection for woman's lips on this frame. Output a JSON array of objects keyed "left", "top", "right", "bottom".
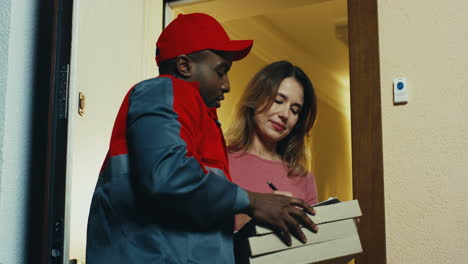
[{"left": 270, "top": 121, "right": 286, "bottom": 131}]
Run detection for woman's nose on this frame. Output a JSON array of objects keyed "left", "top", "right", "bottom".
[{"left": 278, "top": 106, "right": 289, "bottom": 121}]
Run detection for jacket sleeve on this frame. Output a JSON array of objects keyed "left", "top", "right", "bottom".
[{"left": 127, "top": 77, "right": 249, "bottom": 228}]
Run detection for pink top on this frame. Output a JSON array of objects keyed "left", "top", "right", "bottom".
[{"left": 229, "top": 152, "right": 318, "bottom": 205}]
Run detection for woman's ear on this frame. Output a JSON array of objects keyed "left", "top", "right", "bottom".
[{"left": 175, "top": 55, "right": 192, "bottom": 78}]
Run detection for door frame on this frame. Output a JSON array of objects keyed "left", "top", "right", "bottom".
[
  {"left": 348, "top": 1, "right": 386, "bottom": 263},
  {"left": 30, "top": 0, "right": 73, "bottom": 263}
]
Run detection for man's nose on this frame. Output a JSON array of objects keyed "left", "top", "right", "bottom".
[{"left": 221, "top": 76, "right": 230, "bottom": 93}]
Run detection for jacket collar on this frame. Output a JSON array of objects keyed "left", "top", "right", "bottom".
[{"left": 158, "top": 75, "right": 221, "bottom": 126}]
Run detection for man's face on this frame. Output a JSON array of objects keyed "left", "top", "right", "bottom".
[{"left": 190, "top": 51, "right": 233, "bottom": 108}]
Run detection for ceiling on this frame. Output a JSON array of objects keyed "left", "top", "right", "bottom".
[{"left": 171, "top": 0, "right": 350, "bottom": 116}]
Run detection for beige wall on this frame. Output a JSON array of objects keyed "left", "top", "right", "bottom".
[
  {"left": 378, "top": 1, "right": 468, "bottom": 263},
  {"left": 311, "top": 98, "right": 352, "bottom": 202}
]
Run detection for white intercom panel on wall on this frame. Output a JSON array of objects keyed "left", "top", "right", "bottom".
[{"left": 393, "top": 77, "right": 408, "bottom": 104}]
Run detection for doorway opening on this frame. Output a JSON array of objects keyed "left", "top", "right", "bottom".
[
  {"left": 64, "top": 0, "right": 385, "bottom": 263},
  {"left": 168, "top": 0, "right": 353, "bottom": 209}
]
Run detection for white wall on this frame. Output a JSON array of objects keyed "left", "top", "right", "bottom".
[
  {"left": 0, "top": 0, "right": 10, "bottom": 176},
  {"left": 379, "top": 1, "right": 468, "bottom": 263},
  {"left": 0, "top": 0, "right": 38, "bottom": 263}
]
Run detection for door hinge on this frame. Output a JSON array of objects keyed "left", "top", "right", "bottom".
[{"left": 57, "top": 64, "right": 70, "bottom": 120}]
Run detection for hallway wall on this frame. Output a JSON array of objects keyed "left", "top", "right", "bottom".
[
  {"left": 378, "top": 1, "right": 468, "bottom": 262},
  {"left": 0, "top": 0, "right": 38, "bottom": 263}
]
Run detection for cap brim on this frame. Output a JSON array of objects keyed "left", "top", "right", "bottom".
[{"left": 212, "top": 40, "right": 253, "bottom": 61}]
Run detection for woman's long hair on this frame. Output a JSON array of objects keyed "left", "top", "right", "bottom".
[{"left": 226, "top": 61, "right": 317, "bottom": 176}]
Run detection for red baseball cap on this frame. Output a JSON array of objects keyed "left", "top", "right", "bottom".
[{"left": 156, "top": 13, "right": 253, "bottom": 66}]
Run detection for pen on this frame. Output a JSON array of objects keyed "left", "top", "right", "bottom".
[{"left": 266, "top": 181, "right": 278, "bottom": 191}]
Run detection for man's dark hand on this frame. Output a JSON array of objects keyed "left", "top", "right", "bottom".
[{"left": 245, "top": 191, "right": 318, "bottom": 246}]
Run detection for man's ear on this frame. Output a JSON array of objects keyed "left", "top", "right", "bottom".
[{"left": 175, "top": 55, "right": 193, "bottom": 78}]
